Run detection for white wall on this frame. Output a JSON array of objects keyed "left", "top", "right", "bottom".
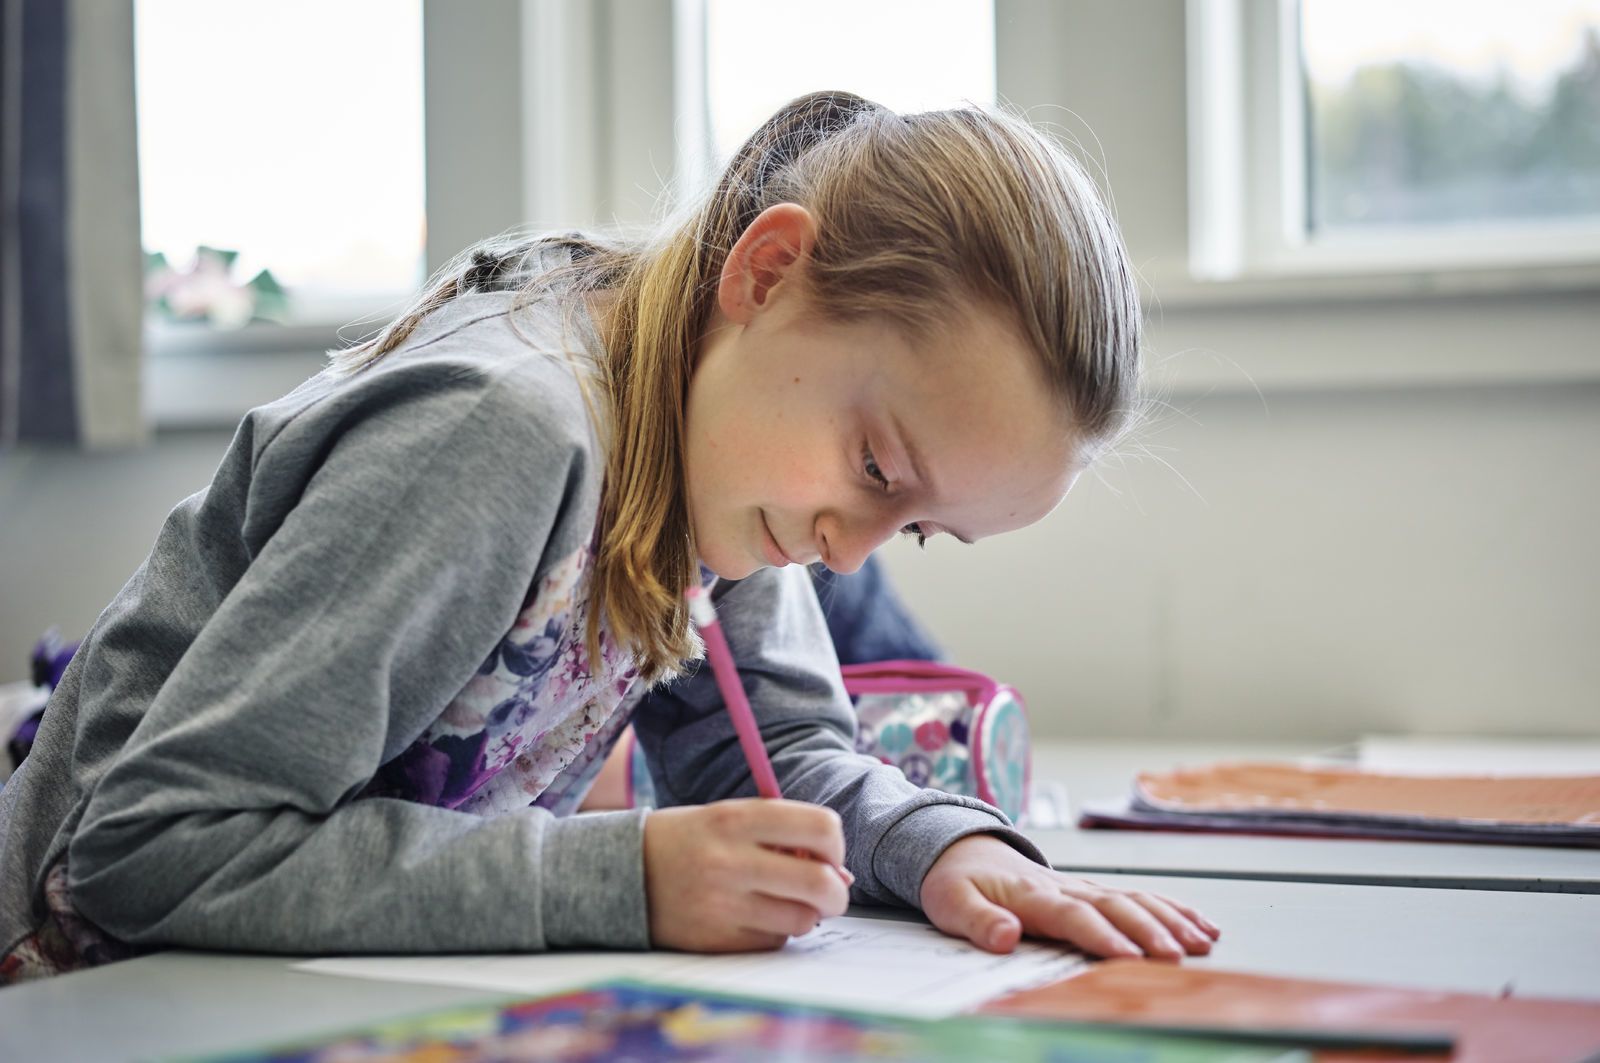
[
  {"left": 2, "top": 1, "right": 1596, "bottom": 744},
  {"left": 879, "top": 380, "right": 1600, "bottom": 740},
  {"left": 0, "top": 431, "right": 234, "bottom": 679}
]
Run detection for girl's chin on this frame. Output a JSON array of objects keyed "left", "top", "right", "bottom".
[{"left": 692, "top": 543, "right": 759, "bottom": 582}]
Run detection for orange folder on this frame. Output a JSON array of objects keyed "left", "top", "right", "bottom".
[
  {"left": 980, "top": 960, "right": 1600, "bottom": 1062},
  {"left": 1138, "top": 762, "right": 1600, "bottom": 826}
]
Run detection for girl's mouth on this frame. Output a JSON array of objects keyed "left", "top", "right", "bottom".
[{"left": 759, "top": 511, "right": 793, "bottom": 567}]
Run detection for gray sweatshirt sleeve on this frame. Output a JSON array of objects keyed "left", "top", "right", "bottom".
[
  {"left": 67, "top": 366, "right": 651, "bottom": 954},
  {"left": 631, "top": 564, "right": 1048, "bottom": 910}
]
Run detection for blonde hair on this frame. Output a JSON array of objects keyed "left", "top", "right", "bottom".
[{"left": 328, "top": 91, "right": 1142, "bottom": 682}]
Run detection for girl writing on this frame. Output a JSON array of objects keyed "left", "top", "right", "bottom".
[{"left": 0, "top": 91, "right": 1218, "bottom": 981}]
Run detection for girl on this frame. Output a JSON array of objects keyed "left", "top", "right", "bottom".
[{"left": 0, "top": 91, "right": 1218, "bottom": 981}]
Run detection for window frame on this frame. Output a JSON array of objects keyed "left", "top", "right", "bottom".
[{"left": 1186, "top": 0, "right": 1600, "bottom": 288}]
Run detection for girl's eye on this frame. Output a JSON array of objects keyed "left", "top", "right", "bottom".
[
  {"left": 863, "top": 448, "right": 890, "bottom": 489},
  {"left": 865, "top": 448, "right": 926, "bottom": 547}
]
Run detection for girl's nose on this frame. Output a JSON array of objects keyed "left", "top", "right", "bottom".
[{"left": 817, "top": 512, "right": 899, "bottom": 575}]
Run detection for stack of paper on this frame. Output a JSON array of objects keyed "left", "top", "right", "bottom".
[{"left": 1078, "top": 761, "right": 1600, "bottom": 846}]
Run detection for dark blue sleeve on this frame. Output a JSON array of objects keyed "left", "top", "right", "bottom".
[{"left": 808, "top": 555, "right": 942, "bottom": 665}]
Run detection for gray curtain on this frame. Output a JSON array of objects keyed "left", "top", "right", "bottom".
[{"left": 0, "top": 0, "right": 143, "bottom": 449}]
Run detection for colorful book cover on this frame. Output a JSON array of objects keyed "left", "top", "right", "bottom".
[{"left": 181, "top": 978, "right": 1304, "bottom": 1063}]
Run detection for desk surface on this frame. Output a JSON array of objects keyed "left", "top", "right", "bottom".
[
  {"left": 1, "top": 874, "right": 1594, "bottom": 1062},
  {"left": 1027, "top": 741, "right": 1600, "bottom": 894}
]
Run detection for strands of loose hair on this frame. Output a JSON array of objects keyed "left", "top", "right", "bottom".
[{"left": 326, "top": 90, "right": 1144, "bottom": 682}]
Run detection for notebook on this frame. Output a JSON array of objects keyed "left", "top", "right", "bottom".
[
  {"left": 1079, "top": 760, "right": 1600, "bottom": 846},
  {"left": 182, "top": 978, "right": 1308, "bottom": 1063}
]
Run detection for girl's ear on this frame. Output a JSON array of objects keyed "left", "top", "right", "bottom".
[{"left": 717, "top": 203, "right": 818, "bottom": 326}]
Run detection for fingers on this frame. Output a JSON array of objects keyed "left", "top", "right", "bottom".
[
  {"left": 718, "top": 799, "right": 846, "bottom": 868},
  {"left": 737, "top": 892, "right": 830, "bottom": 943},
  {"left": 744, "top": 845, "right": 851, "bottom": 919},
  {"left": 999, "top": 879, "right": 1144, "bottom": 959},
  {"left": 1150, "top": 891, "right": 1223, "bottom": 940},
  {"left": 643, "top": 801, "right": 852, "bottom": 953},
  {"left": 1123, "top": 890, "right": 1217, "bottom": 952},
  {"left": 940, "top": 878, "right": 1025, "bottom": 954},
  {"left": 1067, "top": 879, "right": 1220, "bottom": 947},
  {"left": 1075, "top": 891, "right": 1192, "bottom": 959},
  {"left": 999, "top": 881, "right": 1217, "bottom": 960}
]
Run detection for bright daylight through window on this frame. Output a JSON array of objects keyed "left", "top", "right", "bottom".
[{"left": 134, "top": 0, "right": 425, "bottom": 331}]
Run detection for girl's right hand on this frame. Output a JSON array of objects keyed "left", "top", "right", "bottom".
[{"left": 643, "top": 798, "right": 853, "bottom": 952}]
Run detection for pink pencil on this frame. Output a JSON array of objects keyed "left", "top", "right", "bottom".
[
  {"left": 684, "top": 585, "right": 854, "bottom": 890},
  {"left": 684, "top": 585, "right": 783, "bottom": 799}
]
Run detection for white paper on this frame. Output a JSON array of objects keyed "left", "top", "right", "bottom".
[
  {"left": 659, "top": 914, "right": 1088, "bottom": 1017},
  {"left": 1358, "top": 734, "right": 1600, "bottom": 776},
  {"left": 294, "top": 914, "right": 1087, "bottom": 1019}
]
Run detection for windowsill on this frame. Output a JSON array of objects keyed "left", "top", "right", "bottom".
[
  {"left": 144, "top": 320, "right": 346, "bottom": 432},
  {"left": 1143, "top": 260, "right": 1600, "bottom": 311},
  {"left": 144, "top": 344, "right": 328, "bottom": 432},
  {"left": 142, "top": 306, "right": 399, "bottom": 431}
]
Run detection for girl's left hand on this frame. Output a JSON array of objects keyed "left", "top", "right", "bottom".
[{"left": 920, "top": 834, "right": 1222, "bottom": 958}]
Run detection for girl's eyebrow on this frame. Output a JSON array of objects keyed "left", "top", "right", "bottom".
[{"left": 887, "top": 410, "right": 974, "bottom": 546}]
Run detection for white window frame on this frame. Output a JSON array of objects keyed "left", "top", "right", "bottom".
[
  {"left": 1186, "top": 0, "right": 1600, "bottom": 287},
  {"left": 671, "top": 0, "right": 716, "bottom": 209}
]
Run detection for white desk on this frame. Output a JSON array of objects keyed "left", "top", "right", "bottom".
[
  {"left": 1027, "top": 741, "right": 1600, "bottom": 894},
  {"left": 0, "top": 875, "right": 1594, "bottom": 1062}
]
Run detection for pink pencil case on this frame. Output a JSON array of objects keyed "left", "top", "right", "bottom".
[
  {"left": 841, "top": 660, "right": 1031, "bottom": 823},
  {"left": 623, "top": 660, "right": 1031, "bottom": 822}
]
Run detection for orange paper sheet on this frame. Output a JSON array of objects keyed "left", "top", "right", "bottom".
[
  {"left": 1137, "top": 762, "right": 1600, "bottom": 827},
  {"left": 981, "top": 960, "right": 1600, "bottom": 1063}
]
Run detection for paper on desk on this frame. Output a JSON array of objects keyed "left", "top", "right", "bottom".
[
  {"left": 294, "top": 914, "right": 1088, "bottom": 1019},
  {"left": 1358, "top": 734, "right": 1600, "bottom": 776}
]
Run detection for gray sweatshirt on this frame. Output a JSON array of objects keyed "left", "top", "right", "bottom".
[{"left": 0, "top": 261, "right": 1044, "bottom": 977}]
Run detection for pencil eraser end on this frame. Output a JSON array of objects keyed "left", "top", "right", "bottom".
[{"left": 684, "top": 585, "right": 716, "bottom": 627}]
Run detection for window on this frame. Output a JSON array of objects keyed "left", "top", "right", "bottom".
[
  {"left": 676, "top": 0, "right": 996, "bottom": 198},
  {"left": 1305, "top": 0, "right": 1600, "bottom": 235},
  {"left": 1188, "top": 0, "right": 1600, "bottom": 281},
  {"left": 135, "top": 0, "right": 425, "bottom": 336}
]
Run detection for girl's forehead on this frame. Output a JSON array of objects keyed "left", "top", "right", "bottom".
[
  {"left": 871, "top": 310, "right": 1060, "bottom": 431},
  {"left": 867, "top": 329, "right": 1078, "bottom": 539}
]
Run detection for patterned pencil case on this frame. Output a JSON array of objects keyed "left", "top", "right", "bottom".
[
  {"left": 622, "top": 659, "right": 1031, "bottom": 823},
  {"left": 842, "top": 659, "right": 1031, "bottom": 824}
]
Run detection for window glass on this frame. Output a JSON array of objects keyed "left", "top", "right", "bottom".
[
  {"left": 1302, "top": 0, "right": 1600, "bottom": 233},
  {"left": 704, "top": 1, "right": 996, "bottom": 164},
  {"left": 135, "top": 0, "right": 425, "bottom": 327}
]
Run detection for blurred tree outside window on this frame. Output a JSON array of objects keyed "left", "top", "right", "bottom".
[
  {"left": 1303, "top": 0, "right": 1600, "bottom": 234},
  {"left": 135, "top": 0, "right": 426, "bottom": 332}
]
